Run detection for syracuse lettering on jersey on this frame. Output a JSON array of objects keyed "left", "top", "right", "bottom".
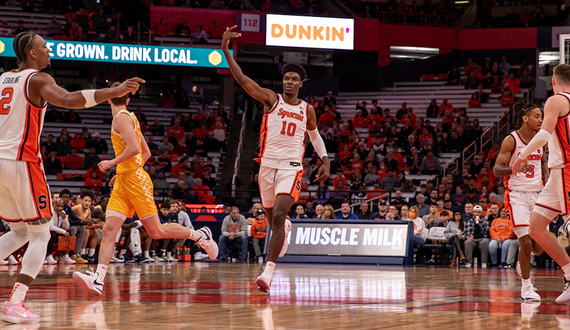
[
  {"left": 527, "top": 154, "right": 541, "bottom": 161},
  {"left": 277, "top": 108, "right": 304, "bottom": 121}
]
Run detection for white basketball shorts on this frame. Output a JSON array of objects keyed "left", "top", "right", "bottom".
[
  {"left": 259, "top": 165, "right": 304, "bottom": 209},
  {"left": 504, "top": 189, "right": 540, "bottom": 238}
]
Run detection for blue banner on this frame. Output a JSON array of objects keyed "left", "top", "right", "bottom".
[{"left": 0, "top": 37, "right": 232, "bottom": 68}]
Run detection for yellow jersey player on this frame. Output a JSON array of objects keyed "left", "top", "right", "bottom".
[{"left": 73, "top": 83, "right": 218, "bottom": 295}]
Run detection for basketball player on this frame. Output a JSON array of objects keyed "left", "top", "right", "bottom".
[
  {"left": 494, "top": 103, "right": 545, "bottom": 301},
  {"left": 512, "top": 64, "right": 570, "bottom": 303},
  {"left": 0, "top": 32, "right": 142, "bottom": 324},
  {"left": 222, "top": 26, "right": 330, "bottom": 293},
  {"left": 73, "top": 83, "right": 218, "bottom": 295}
]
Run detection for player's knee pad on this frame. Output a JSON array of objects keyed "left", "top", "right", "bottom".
[{"left": 20, "top": 219, "right": 51, "bottom": 278}]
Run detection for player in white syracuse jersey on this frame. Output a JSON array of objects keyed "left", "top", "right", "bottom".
[
  {"left": 0, "top": 32, "right": 142, "bottom": 324},
  {"left": 222, "top": 26, "right": 330, "bottom": 293},
  {"left": 512, "top": 64, "right": 570, "bottom": 304},
  {"left": 494, "top": 103, "right": 546, "bottom": 302}
]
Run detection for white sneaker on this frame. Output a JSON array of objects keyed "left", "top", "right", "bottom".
[
  {"left": 73, "top": 270, "right": 103, "bottom": 296},
  {"left": 0, "top": 259, "right": 8, "bottom": 265},
  {"left": 556, "top": 277, "right": 570, "bottom": 304},
  {"left": 114, "top": 256, "right": 125, "bottom": 263},
  {"left": 194, "top": 252, "right": 208, "bottom": 260},
  {"left": 465, "top": 262, "right": 472, "bottom": 268},
  {"left": 516, "top": 261, "right": 522, "bottom": 277},
  {"left": 482, "top": 263, "right": 488, "bottom": 269},
  {"left": 60, "top": 254, "right": 76, "bottom": 264},
  {"left": 141, "top": 256, "right": 155, "bottom": 263},
  {"left": 7, "top": 255, "right": 18, "bottom": 264},
  {"left": 521, "top": 284, "right": 541, "bottom": 302},
  {"left": 258, "top": 256, "right": 264, "bottom": 264},
  {"left": 196, "top": 227, "right": 219, "bottom": 260},
  {"left": 279, "top": 219, "right": 292, "bottom": 258},
  {"left": 165, "top": 256, "right": 178, "bottom": 262},
  {"left": 255, "top": 272, "right": 273, "bottom": 293},
  {"left": 45, "top": 255, "right": 57, "bottom": 265},
  {"left": 153, "top": 255, "right": 164, "bottom": 262},
  {"left": 559, "top": 220, "right": 570, "bottom": 247}
]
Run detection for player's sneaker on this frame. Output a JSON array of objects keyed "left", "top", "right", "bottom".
[
  {"left": 194, "top": 252, "right": 208, "bottom": 260},
  {"left": 1, "top": 301, "right": 40, "bottom": 324},
  {"left": 45, "top": 255, "right": 57, "bottom": 265},
  {"left": 279, "top": 219, "right": 292, "bottom": 258},
  {"left": 256, "top": 273, "right": 273, "bottom": 294},
  {"left": 196, "top": 227, "right": 218, "bottom": 260},
  {"left": 0, "top": 259, "right": 8, "bottom": 265},
  {"left": 140, "top": 256, "right": 155, "bottom": 263},
  {"left": 110, "top": 256, "right": 122, "bottom": 263},
  {"left": 556, "top": 277, "right": 570, "bottom": 304},
  {"left": 559, "top": 221, "right": 570, "bottom": 247},
  {"left": 152, "top": 255, "right": 164, "bottom": 262},
  {"left": 521, "top": 284, "right": 541, "bottom": 302},
  {"left": 73, "top": 270, "right": 103, "bottom": 296},
  {"left": 165, "top": 255, "right": 178, "bottom": 262},
  {"left": 516, "top": 261, "right": 522, "bottom": 277},
  {"left": 464, "top": 262, "right": 472, "bottom": 268},
  {"left": 60, "top": 254, "right": 76, "bottom": 264},
  {"left": 71, "top": 254, "right": 88, "bottom": 264},
  {"left": 7, "top": 255, "right": 18, "bottom": 265}
]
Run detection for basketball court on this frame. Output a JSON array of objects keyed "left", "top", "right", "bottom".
[{"left": 1, "top": 263, "right": 569, "bottom": 329}]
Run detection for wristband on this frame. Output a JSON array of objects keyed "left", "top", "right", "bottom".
[{"left": 81, "top": 89, "right": 97, "bottom": 108}]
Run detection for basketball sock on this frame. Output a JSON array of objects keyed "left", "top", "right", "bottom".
[
  {"left": 88, "top": 249, "right": 96, "bottom": 257},
  {"left": 119, "top": 249, "right": 127, "bottom": 258},
  {"left": 80, "top": 249, "right": 86, "bottom": 255},
  {"left": 160, "top": 249, "right": 166, "bottom": 257},
  {"left": 8, "top": 283, "right": 29, "bottom": 304},
  {"left": 188, "top": 228, "right": 202, "bottom": 241},
  {"left": 262, "top": 261, "right": 276, "bottom": 278},
  {"left": 521, "top": 278, "right": 531, "bottom": 289},
  {"left": 144, "top": 251, "right": 150, "bottom": 258},
  {"left": 96, "top": 264, "right": 108, "bottom": 283},
  {"left": 562, "top": 263, "right": 570, "bottom": 281},
  {"left": 166, "top": 251, "right": 172, "bottom": 258}
]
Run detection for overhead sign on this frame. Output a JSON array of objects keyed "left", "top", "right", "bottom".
[
  {"left": 266, "top": 14, "right": 354, "bottom": 50},
  {"left": 238, "top": 13, "right": 263, "bottom": 32},
  {"left": 0, "top": 37, "right": 232, "bottom": 68},
  {"left": 282, "top": 222, "right": 409, "bottom": 257}
]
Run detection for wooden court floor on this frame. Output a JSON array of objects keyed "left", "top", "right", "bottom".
[{"left": 1, "top": 262, "right": 570, "bottom": 330}]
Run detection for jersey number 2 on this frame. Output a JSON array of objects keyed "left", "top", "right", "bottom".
[
  {"left": 280, "top": 121, "right": 296, "bottom": 136},
  {"left": 0, "top": 88, "right": 13, "bottom": 115},
  {"left": 526, "top": 165, "right": 535, "bottom": 178}
]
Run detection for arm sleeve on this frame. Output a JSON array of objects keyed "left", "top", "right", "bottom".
[
  {"left": 307, "top": 129, "right": 328, "bottom": 159},
  {"left": 518, "top": 129, "right": 551, "bottom": 160}
]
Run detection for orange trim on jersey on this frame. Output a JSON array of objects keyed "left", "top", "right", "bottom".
[
  {"left": 554, "top": 117, "right": 570, "bottom": 164},
  {"left": 17, "top": 104, "right": 42, "bottom": 162},
  {"left": 556, "top": 93, "right": 570, "bottom": 118},
  {"left": 514, "top": 130, "right": 528, "bottom": 145},
  {"left": 22, "top": 71, "right": 45, "bottom": 109},
  {"left": 288, "top": 170, "right": 304, "bottom": 202},
  {"left": 562, "top": 167, "right": 570, "bottom": 215},
  {"left": 259, "top": 113, "right": 269, "bottom": 159},
  {"left": 26, "top": 162, "right": 53, "bottom": 219},
  {"left": 279, "top": 94, "right": 303, "bottom": 107},
  {"left": 0, "top": 212, "right": 44, "bottom": 222},
  {"left": 535, "top": 203, "right": 561, "bottom": 213}
]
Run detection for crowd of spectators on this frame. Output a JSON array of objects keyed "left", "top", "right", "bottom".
[
  {"left": 357, "top": 0, "right": 456, "bottom": 25},
  {"left": 474, "top": 1, "right": 560, "bottom": 29}
]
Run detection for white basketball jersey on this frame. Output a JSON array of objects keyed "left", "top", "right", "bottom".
[
  {"left": 504, "top": 130, "right": 543, "bottom": 192},
  {"left": 257, "top": 94, "right": 307, "bottom": 170},
  {"left": 547, "top": 92, "right": 570, "bottom": 169},
  {"left": 0, "top": 69, "right": 47, "bottom": 163}
]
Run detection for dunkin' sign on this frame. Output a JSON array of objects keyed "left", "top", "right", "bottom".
[{"left": 266, "top": 14, "right": 354, "bottom": 50}]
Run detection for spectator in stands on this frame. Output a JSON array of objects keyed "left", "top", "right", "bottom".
[
  {"left": 69, "top": 22, "right": 83, "bottom": 41},
  {"left": 447, "top": 130, "right": 464, "bottom": 153},
  {"left": 293, "top": 205, "right": 308, "bottom": 219},
  {"left": 315, "top": 181, "right": 330, "bottom": 204},
  {"left": 148, "top": 118, "right": 165, "bottom": 136},
  {"left": 14, "top": 20, "right": 28, "bottom": 35},
  {"left": 83, "top": 148, "right": 100, "bottom": 170},
  {"left": 158, "top": 136, "right": 174, "bottom": 156},
  {"left": 122, "top": 26, "right": 136, "bottom": 43},
  {"left": 355, "top": 202, "right": 371, "bottom": 219},
  {"left": 396, "top": 102, "right": 408, "bottom": 121},
  {"left": 209, "top": 18, "right": 224, "bottom": 38},
  {"left": 274, "top": 0, "right": 290, "bottom": 12},
  {"left": 161, "top": 88, "right": 176, "bottom": 108},
  {"left": 193, "top": 178, "right": 215, "bottom": 203},
  {"left": 391, "top": 189, "right": 409, "bottom": 209},
  {"left": 44, "top": 151, "right": 63, "bottom": 174},
  {"left": 251, "top": 209, "right": 267, "bottom": 262},
  {"left": 412, "top": 193, "right": 429, "bottom": 217},
  {"left": 88, "top": 132, "right": 107, "bottom": 154},
  {"left": 45, "top": 199, "right": 73, "bottom": 264},
  {"left": 464, "top": 205, "right": 490, "bottom": 268},
  {"left": 519, "top": 69, "right": 535, "bottom": 89},
  {"left": 57, "top": 133, "right": 71, "bottom": 156},
  {"left": 176, "top": 19, "right": 190, "bottom": 37},
  {"left": 465, "top": 72, "right": 481, "bottom": 90},
  {"left": 499, "top": 56, "right": 510, "bottom": 74},
  {"left": 104, "top": 25, "right": 118, "bottom": 42},
  {"left": 446, "top": 66, "right": 460, "bottom": 86},
  {"left": 261, "top": 0, "right": 274, "bottom": 11},
  {"left": 488, "top": 207, "right": 515, "bottom": 267},
  {"left": 445, "top": 211, "right": 466, "bottom": 266},
  {"left": 468, "top": 92, "right": 481, "bottom": 108},
  {"left": 335, "top": 202, "right": 358, "bottom": 219},
  {"left": 317, "top": 204, "right": 333, "bottom": 219},
  {"left": 167, "top": 119, "right": 185, "bottom": 141},
  {"left": 0, "top": 21, "right": 11, "bottom": 37},
  {"left": 438, "top": 98, "right": 453, "bottom": 117},
  {"left": 419, "top": 149, "right": 440, "bottom": 175},
  {"left": 426, "top": 99, "right": 438, "bottom": 118},
  {"left": 84, "top": 169, "right": 103, "bottom": 191},
  {"left": 500, "top": 90, "right": 514, "bottom": 108},
  {"left": 62, "top": 108, "right": 81, "bottom": 124},
  {"left": 219, "top": 206, "right": 248, "bottom": 261},
  {"left": 93, "top": 8, "right": 107, "bottom": 30},
  {"left": 380, "top": 169, "right": 397, "bottom": 192},
  {"left": 69, "top": 132, "right": 85, "bottom": 151},
  {"left": 352, "top": 110, "right": 368, "bottom": 129},
  {"left": 192, "top": 25, "right": 208, "bottom": 44},
  {"left": 175, "top": 138, "right": 191, "bottom": 157},
  {"left": 65, "top": 147, "right": 83, "bottom": 169},
  {"left": 46, "top": 15, "right": 64, "bottom": 36}
]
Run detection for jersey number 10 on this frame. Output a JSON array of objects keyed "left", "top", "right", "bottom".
[
  {"left": 280, "top": 121, "right": 297, "bottom": 137},
  {"left": 0, "top": 88, "right": 13, "bottom": 115}
]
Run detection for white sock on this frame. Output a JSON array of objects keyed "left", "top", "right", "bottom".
[
  {"left": 96, "top": 264, "right": 109, "bottom": 283},
  {"left": 160, "top": 249, "right": 166, "bottom": 256},
  {"left": 144, "top": 251, "right": 150, "bottom": 258},
  {"left": 263, "top": 261, "right": 276, "bottom": 278},
  {"left": 521, "top": 278, "right": 531, "bottom": 288},
  {"left": 188, "top": 228, "right": 202, "bottom": 241},
  {"left": 166, "top": 251, "right": 172, "bottom": 257},
  {"left": 88, "top": 248, "right": 96, "bottom": 257},
  {"left": 8, "top": 283, "right": 29, "bottom": 303},
  {"left": 563, "top": 263, "right": 570, "bottom": 281},
  {"left": 119, "top": 249, "right": 127, "bottom": 258},
  {"left": 80, "top": 249, "right": 86, "bottom": 255}
]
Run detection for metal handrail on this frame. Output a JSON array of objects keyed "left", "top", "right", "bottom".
[{"left": 231, "top": 102, "right": 247, "bottom": 198}]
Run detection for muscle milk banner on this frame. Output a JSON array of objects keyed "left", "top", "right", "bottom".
[{"left": 284, "top": 222, "right": 409, "bottom": 257}]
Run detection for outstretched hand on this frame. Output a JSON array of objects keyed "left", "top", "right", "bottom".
[
  {"left": 114, "top": 77, "right": 146, "bottom": 97},
  {"left": 222, "top": 25, "right": 241, "bottom": 50}
]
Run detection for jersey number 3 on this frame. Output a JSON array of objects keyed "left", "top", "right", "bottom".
[
  {"left": 0, "top": 88, "right": 13, "bottom": 115},
  {"left": 280, "top": 121, "right": 296, "bottom": 137},
  {"left": 525, "top": 164, "right": 535, "bottom": 178}
]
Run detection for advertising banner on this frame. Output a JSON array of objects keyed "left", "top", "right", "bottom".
[
  {"left": 0, "top": 37, "right": 231, "bottom": 68},
  {"left": 266, "top": 14, "right": 354, "bottom": 50}
]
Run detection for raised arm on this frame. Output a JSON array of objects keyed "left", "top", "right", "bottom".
[
  {"left": 221, "top": 25, "right": 277, "bottom": 110},
  {"left": 29, "top": 73, "right": 144, "bottom": 109},
  {"left": 493, "top": 135, "right": 515, "bottom": 178}
]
